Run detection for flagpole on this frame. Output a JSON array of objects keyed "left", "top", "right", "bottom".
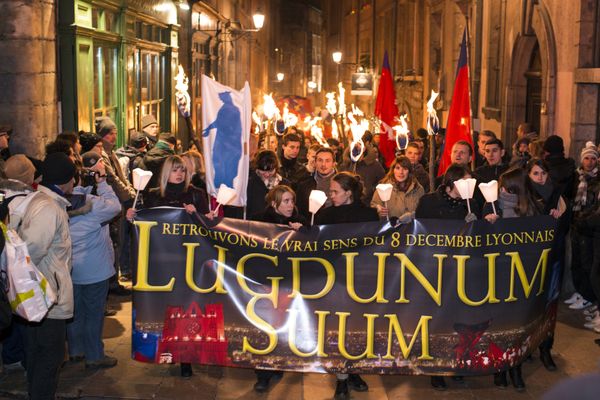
[{"left": 464, "top": 18, "right": 475, "bottom": 172}]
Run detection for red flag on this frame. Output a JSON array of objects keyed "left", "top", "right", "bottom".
[
  {"left": 374, "top": 51, "right": 399, "bottom": 167},
  {"left": 438, "top": 29, "right": 473, "bottom": 176}
]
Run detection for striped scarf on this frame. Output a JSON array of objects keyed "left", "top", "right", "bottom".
[{"left": 573, "top": 167, "right": 598, "bottom": 211}]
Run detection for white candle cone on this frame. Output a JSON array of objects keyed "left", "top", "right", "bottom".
[
  {"left": 132, "top": 168, "right": 153, "bottom": 191},
  {"left": 478, "top": 180, "right": 498, "bottom": 203},
  {"left": 478, "top": 180, "right": 499, "bottom": 215},
  {"left": 132, "top": 168, "right": 153, "bottom": 210},
  {"left": 454, "top": 178, "right": 477, "bottom": 200},
  {"left": 376, "top": 183, "right": 394, "bottom": 202},
  {"left": 216, "top": 184, "right": 238, "bottom": 206},
  {"left": 308, "top": 190, "right": 327, "bottom": 214}
]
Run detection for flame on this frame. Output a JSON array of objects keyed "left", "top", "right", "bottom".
[
  {"left": 426, "top": 90, "right": 440, "bottom": 136},
  {"left": 331, "top": 119, "right": 339, "bottom": 140},
  {"left": 347, "top": 105, "right": 369, "bottom": 162},
  {"left": 337, "top": 83, "right": 346, "bottom": 117},
  {"left": 262, "top": 93, "right": 279, "bottom": 120},
  {"left": 393, "top": 114, "right": 410, "bottom": 150},
  {"left": 282, "top": 103, "right": 298, "bottom": 128},
  {"left": 304, "top": 116, "right": 327, "bottom": 146},
  {"left": 252, "top": 111, "right": 261, "bottom": 134},
  {"left": 174, "top": 65, "right": 191, "bottom": 117},
  {"left": 325, "top": 92, "right": 337, "bottom": 116}
]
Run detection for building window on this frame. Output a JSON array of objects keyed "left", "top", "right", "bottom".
[
  {"left": 93, "top": 44, "right": 118, "bottom": 121},
  {"left": 138, "top": 51, "right": 165, "bottom": 126},
  {"left": 484, "top": 0, "right": 505, "bottom": 119}
]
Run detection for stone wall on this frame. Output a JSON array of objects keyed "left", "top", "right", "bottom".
[{"left": 0, "top": 0, "right": 58, "bottom": 159}]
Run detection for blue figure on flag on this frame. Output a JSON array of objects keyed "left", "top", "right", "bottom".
[{"left": 203, "top": 92, "right": 242, "bottom": 188}]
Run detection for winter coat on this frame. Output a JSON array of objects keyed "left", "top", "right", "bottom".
[
  {"left": 415, "top": 185, "right": 481, "bottom": 220},
  {"left": 115, "top": 145, "right": 145, "bottom": 181},
  {"left": 143, "top": 182, "right": 209, "bottom": 213},
  {"left": 245, "top": 171, "right": 290, "bottom": 218},
  {"left": 139, "top": 141, "right": 175, "bottom": 189},
  {"left": 545, "top": 154, "right": 577, "bottom": 201},
  {"left": 371, "top": 179, "right": 424, "bottom": 219},
  {"left": 69, "top": 181, "right": 121, "bottom": 285},
  {"left": 251, "top": 206, "right": 306, "bottom": 226},
  {"left": 412, "top": 163, "right": 430, "bottom": 193},
  {"left": 278, "top": 156, "right": 310, "bottom": 188},
  {"left": 475, "top": 163, "right": 509, "bottom": 184},
  {"left": 340, "top": 144, "right": 386, "bottom": 204},
  {"left": 314, "top": 202, "right": 378, "bottom": 225},
  {"left": 0, "top": 180, "right": 73, "bottom": 319},
  {"left": 101, "top": 148, "right": 135, "bottom": 203}
]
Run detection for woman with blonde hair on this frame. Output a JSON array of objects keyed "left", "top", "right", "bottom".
[{"left": 182, "top": 149, "right": 206, "bottom": 190}]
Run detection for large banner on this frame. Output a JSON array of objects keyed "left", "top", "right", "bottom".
[{"left": 131, "top": 209, "right": 560, "bottom": 376}]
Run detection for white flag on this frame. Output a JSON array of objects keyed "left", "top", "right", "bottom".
[{"left": 201, "top": 75, "right": 251, "bottom": 207}]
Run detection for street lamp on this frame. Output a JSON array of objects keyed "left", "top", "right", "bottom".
[
  {"left": 277, "top": 72, "right": 285, "bottom": 82},
  {"left": 332, "top": 51, "right": 343, "bottom": 64},
  {"left": 252, "top": 12, "right": 265, "bottom": 30}
]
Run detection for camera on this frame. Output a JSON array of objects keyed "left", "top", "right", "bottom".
[{"left": 81, "top": 168, "right": 99, "bottom": 187}]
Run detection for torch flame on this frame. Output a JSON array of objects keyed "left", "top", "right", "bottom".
[
  {"left": 393, "top": 114, "right": 410, "bottom": 150},
  {"left": 426, "top": 90, "right": 440, "bottom": 136},
  {"left": 325, "top": 92, "right": 337, "bottom": 116},
  {"left": 347, "top": 105, "right": 369, "bottom": 162},
  {"left": 174, "top": 65, "right": 191, "bottom": 117},
  {"left": 337, "top": 83, "right": 346, "bottom": 117},
  {"left": 331, "top": 119, "right": 339, "bottom": 140},
  {"left": 262, "top": 93, "right": 279, "bottom": 120}
]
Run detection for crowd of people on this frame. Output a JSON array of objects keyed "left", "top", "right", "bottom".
[{"left": 0, "top": 116, "right": 597, "bottom": 399}]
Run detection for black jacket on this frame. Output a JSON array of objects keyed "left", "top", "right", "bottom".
[
  {"left": 314, "top": 202, "right": 378, "bottom": 225},
  {"left": 144, "top": 182, "right": 209, "bottom": 214},
  {"left": 545, "top": 154, "right": 576, "bottom": 201},
  {"left": 251, "top": 207, "right": 306, "bottom": 226},
  {"left": 246, "top": 171, "right": 290, "bottom": 217},
  {"left": 415, "top": 186, "right": 480, "bottom": 220},
  {"left": 279, "top": 156, "right": 310, "bottom": 188},
  {"left": 139, "top": 143, "right": 175, "bottom": 188}
]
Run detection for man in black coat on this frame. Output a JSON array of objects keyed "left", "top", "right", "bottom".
[
  {"left": 278, "top": 133, "right": 310, "bottom": 188},
  {"left": 296, "top": 147, "right": 336, "bottom": 218}
]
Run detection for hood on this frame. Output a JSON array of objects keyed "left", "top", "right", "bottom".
[{"left": 115, "top": 146, "right": 141, "bottom": 159}]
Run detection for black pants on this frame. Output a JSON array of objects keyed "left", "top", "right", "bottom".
[
  {"left": 571, "top": 229, "right": 597, "bottom": 301},
  {"left": 24, "top": 318, "right": 66, "bottom": 400}
]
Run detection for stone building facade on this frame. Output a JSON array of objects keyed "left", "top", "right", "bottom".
[
  {"left": 325, "top": 0, "right": 600, "bottom": 157},
  {"left": 0, "top": 0, "right": 272, "bottom": 157}
]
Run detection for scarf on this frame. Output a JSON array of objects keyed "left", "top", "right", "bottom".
[
  {"left": 573, "top": 167, "right": 598, "bottom": 211},
  {"left": 256, "top": 170, "right": 282, "bottom": 190}
]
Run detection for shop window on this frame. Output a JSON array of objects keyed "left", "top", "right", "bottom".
[
  {"left": 93, "top": 45, "right": 118, "bottom": 122},
  {"left": 138, "top": 51, "right": 165, "bottom": 128}
]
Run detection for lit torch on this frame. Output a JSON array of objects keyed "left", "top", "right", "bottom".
[
  {"left": 426, "top": 89, "right": 440, "bottom": 192},
  {"left": 393, "top": 114, "right": 409, "bottom": 151},
  {"left": 348, "top": 105, "right": 369, "bottom": 163},
  {"left": 174, "top": 65, "right": 200, "bottom": 150}
]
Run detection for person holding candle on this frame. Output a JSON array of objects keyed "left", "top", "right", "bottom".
[
  {"left": 371, "top": 156, "right": 424, "bottom": 222},
  {"left": 313, "top": 171, "right": 377, "bottom": 399},
  {"left": 126, "top": 155, "right": 209, "bottom": 379}
]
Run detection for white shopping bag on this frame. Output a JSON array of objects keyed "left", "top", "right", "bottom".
[{"left": 1, "top": 228, "right": 56, "bottom": 322}]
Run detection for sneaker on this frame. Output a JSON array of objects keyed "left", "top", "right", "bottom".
[
  {"left": 569, "top": 298, "right": 593, "bottom": 310},
  {"left": 253, "top": 377, "right": 270, "bottom": 393},
  {"left": 3, "top": 361, "right": 25, "bottom": 371},
  {"left": 564, "top": 292, "right": 582, "bottom": 304},
  {"left": 85, "top": 355, "right": 118, "bottom": 369},
  {"left": 119, "top": 273, "right": 132, "bottom": 283},
  {"left": 585, "top": 311, "right": 600, "bottom": 321},
  {"left": 584, "top": 316, "right": 600, "bottom": 329},
  {"left": 584, "top": 305, "right": 599, "bottom": 316}
]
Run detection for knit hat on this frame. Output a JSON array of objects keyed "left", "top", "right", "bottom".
[
  {"left": 580, "top": 141, "right": 599, "bottom": 161},
  {"left": 79, "top": 132, "right": 103, "bottom": 153},
  {"left": 82, "top": 151, "right": 101, "bottom": 168},
  {"left": 41, "top": 152, "right": 76, "bottom": 185},
  {"left": 129, "top": 131, "right": 148, "bottom": 147},
  {"left": 4, "top": 154, "right": 36, "bottom": 185},
  {"left": 95, "top": 116, "right": 117, "bottom": 137},
  {"left": 141, "top": 115, "right": 157, "bottom": 129},
  {"left": 543, "top": 135, "right": 564, "bottom": 155},
  {"left": 159, "top": 132, "right": 176, "bottom": 146}
]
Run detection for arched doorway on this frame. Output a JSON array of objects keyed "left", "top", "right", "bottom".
[{"left": 525, "top": 44, "right": 542, "bottom": 135}]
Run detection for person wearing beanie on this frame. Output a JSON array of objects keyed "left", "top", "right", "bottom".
[
  {"left": 0, "top": 152, "right": 74, "bottom": 400},
  {"left": 4, "top": 154, "right": 36, "bottom": 187},
  {"left": 66, "top": 149, "right": 121, "bottom": 370},
  {"left": 570, "top": 141, "right": 600, "bottom": 330},
  {"left": 141, "top": 114, "right": 159, "bottom": 149},
  {"left": 139, "top": 132, "right": 176, "bottom": 188},
  {"left": 95, "top": 117, "right": 135, "bottom": 294},
  {"left": 115, "top": 131, "right": 147, "bottom": 182},
  {"left": 79, "top": 132, "right": 104, "bottom": 154}
]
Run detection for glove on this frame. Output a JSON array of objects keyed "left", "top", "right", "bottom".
[
  {"left": 398, "top": 211, "right": 415, "bottom": 224},
  {"left": 465, "top": 213, "right": 478, "bottom": 223}
]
